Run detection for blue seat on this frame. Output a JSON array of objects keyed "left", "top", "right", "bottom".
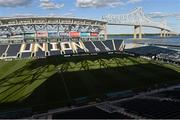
[
  {"left": 21, "top": 44, "right": 32, "bottom": 58},
  {"left": 73, "top": 42, "right": 86, "bottom": 53},
  {"left": 48, "top": 43, "right": 61, "bottom": 56},
  {"left": 35, "top": 43, "right": 46, "bottom": 58},
  {"left": 0, "top": 45, "right": 8, "bottom": 57},
  {"left": 114, "top": 40, "right": 123, "bottom": 51},
  {"left": 6, "top": 44, "right": 21, "bottom": 57},
  {"left": 102, "top": 40, "right": 115, "bottom": 51},
  {"left": 93, "top": 41, "right": 107, "bottom": 52},
  {"left": 83, "top": 41, "right": 97, "bottom": 53}
]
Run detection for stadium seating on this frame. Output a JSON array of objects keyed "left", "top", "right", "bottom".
[
  {"left": 125, "top": 46, "right": 177, "bottom": 56},
  {"left": 102, "top": 40, "right": 115, "bottom": 51},
  {"left": 0, "top": 45, "right": 8, "bottom": 57},
  {"left": 21, "top": 52, "right": 32, "bottom": 58},
  {"left": 93, "top": 41, "right": 108, "bottom": 52},
  {"left": 83, "top": 41, "right": 98, "bottom": 53},
  {"left": 114, "top": 40, "right": 123, "bottom": 51},
  {"left": 0, "top": 40, "right": 124, "bottom": 59},
  {"left": 52, "top": 107, "right": 130, "bottom": 119},
  {"left": 150, "top": 89, "right": 180, "bottom": 100},
  {"left": 21, "top": 44, "right": 32, "bottom": 58},
  {"left": 73, "top": 42, "right": 86, "bottom": 53},
  {"left": 35, "top": 51, "right": 46, "bottom": 58},
  {"left": 114, "top": 98, "right": 180, "bottom": 119},
  {"left": 6, "top": 44, "right": 21, "bottom": 57},
  {"left": 35, "top": 43, "right": 46, "bottom": 58},
  {"left": 48, "top": 43, "right": 61, "bottom": 56},
  {"left": 156, "top": 53, "right": 180, "bottom": 64}
]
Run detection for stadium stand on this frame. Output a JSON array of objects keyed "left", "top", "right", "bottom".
[
  {"left": 125, "top": 46, "right": 177, "bottom": 56},
  {"left": 114, "top": 40, "right": 123, "bottom": 51},
  {"left": 35, "top": 43, "right": 46, "bottom": 58},
  {"left": 0, "top": 40, "right": 124, "bottom": 59},
  {"left": 48, "top": 43, "right": 61, "bottom": 56},
  {"left": 73, "top": 42, "right": 86, "bottom": 53},
  {"left": 0, "top": 44, "right": 8, "bottom": 57},
  {"left": 114, "top": 98, "right": 180, "bottom": 119},
  {"left": 83, "top": 41, "right": 99, "bottom": 53},
  {"left": 102, "top": 40, "right": 115, "bottom": 51},
  {"left": 150, "top": 89, "right": 180, "bottom": 100},
  {"left": 21, "top": 52, "right": 32, "bottom": 58},
  {"left": 62, "top": 42, "right": 74, "bottom": 55},
  {"left": 21, "top": 44, "right": 32, "bottom": 58},
  {"left": 6, "top": 44, "right": 21, "bottom": 58},
  {"left": 156, "top": 53, "right": 180, "bottom": 64},
  {"left": 93, "top": 41, "right": 109, "bottom": 52},
  {"left": 0, "top": 108, "right": 32, "bottom": 119},
  {"left": 52, "top": 107, "right": 131, "bottom": 119}
]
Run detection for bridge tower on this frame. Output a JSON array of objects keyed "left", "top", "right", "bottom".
[
  {"left": 160, "top": 29, "right": 169, "bottom": 37},
  {"left": 134, "top": 25, "right": 142, "bottom": 39}
]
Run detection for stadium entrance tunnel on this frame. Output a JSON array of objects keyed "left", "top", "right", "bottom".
[{"left": 0, "top": 54, "right": 179, "bottom": 116}]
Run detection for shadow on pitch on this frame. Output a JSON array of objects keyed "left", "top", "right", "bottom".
[{"left": 0, "top": 54, "right": 180, "bottom": 112}]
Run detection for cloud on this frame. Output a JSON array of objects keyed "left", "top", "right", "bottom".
[
  {"left": 63, "top": 12, "right": 74, "bottom": 16},
  {"left": 76, "top": 0, "right": 125, "bottom": 8},
  {"left": 127, "top": 0, "right": 142, "bottom": 4},
  {"left": 40, "top": 0, "right": 64, "bottom": 9},
  {"left": 76, "top": 0, "right": 142, "bottom": 8},
  {"left": 12, "top": 13, "right": 37, "bottom": 17},
  {"left": 177, "top": 16, "right": 180, "bottom": 20},
  {"left": 63, "top": 9, "right": 77, "bottom": 17},
  {"left": 147, "top": 12, "right": 180, "bottom": 19},
  {"left": 69, "top": 9, "right": 76, "bottom": 12},
  {"left": 0, "top": 0, "right": 32, "bottom": 7}
]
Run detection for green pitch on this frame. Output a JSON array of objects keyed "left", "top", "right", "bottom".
[{"left": 0, "top": 54, "right": 180, "bottom": 111}]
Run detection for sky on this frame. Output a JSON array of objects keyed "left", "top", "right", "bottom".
[{"left": 0, "top": 0, "right": 180, "bottom": 34}]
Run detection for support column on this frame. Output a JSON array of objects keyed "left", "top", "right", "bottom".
[
  {"left": 139, "top": 25, "right": 142, "bottom": 39},
  {"left": 104, "top": 24, "right": 108, "bottom": 40},
  {"left": 134, "top": 25, "right": 142, "bottom": 39},
  {"left": 134, "top": 25, "right": 138, "bottom": 39},
  {"left": 164, "top": 30, "right": 167, "bottom": 37},
  {"left": 160, "top": 29, "right": 163, "bottom": 37},
  {"left": 162, "top": 30, "right": 165, "bottom": 37}
]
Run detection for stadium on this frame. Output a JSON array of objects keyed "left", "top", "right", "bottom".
[
  {"left": 0, "top": 16, "right": 125, "bottom": 59},
  {"left": 0, "top": 16, "right": 180, "bottom": 119}
]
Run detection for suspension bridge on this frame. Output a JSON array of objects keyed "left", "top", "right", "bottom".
[{"left": 102, "top": 7, "right": 174, "bottom": 39}]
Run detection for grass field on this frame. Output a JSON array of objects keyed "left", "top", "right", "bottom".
[{"left": 0, "top": 54, "right": 180, "bottom": 112}]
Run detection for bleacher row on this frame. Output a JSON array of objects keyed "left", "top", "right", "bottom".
[
  {"left": 111, "top": 87, "right": 180, "bottom": 119},
  {"left": 114, "top": 98, "right": 180, "bottom": 119},
  {"left": 125, "top": 46, "right": 177, "bottom": 56},
  {"left": 0, "top": 40, "right": 124, "bottom": 59},
  {"left": 156, "top": 53, "right": 180, "bottom": 64}
]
